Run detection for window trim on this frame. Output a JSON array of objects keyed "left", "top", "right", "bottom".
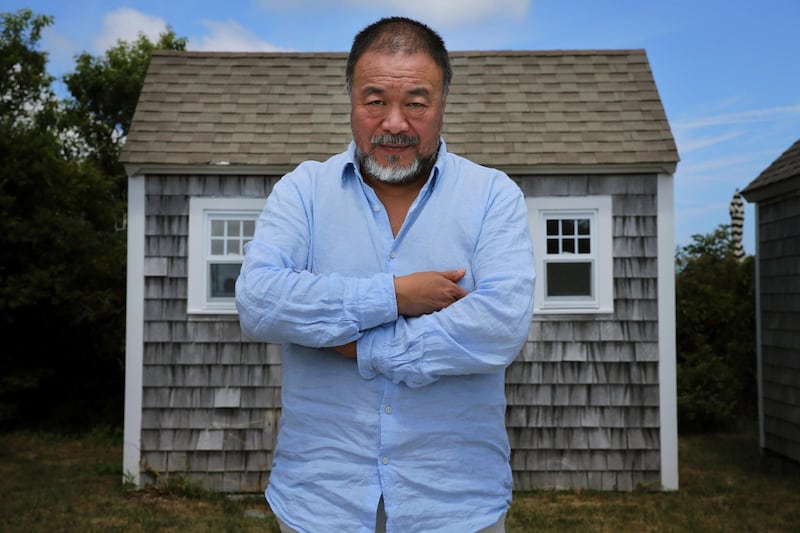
[
  {"left": 527, "top": 195, "right": 613, "bottom": 314},
  {"left": 187, "top": 197, "right": 265, "bottom": 315}
]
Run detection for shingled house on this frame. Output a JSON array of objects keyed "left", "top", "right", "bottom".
[
  {"left": 121, "top": 49, "right": 680, "bottom": 492},
  {"left": 741, "top": 138, "right": 800, "bottom": 464}
]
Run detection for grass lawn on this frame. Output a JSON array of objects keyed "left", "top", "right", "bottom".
[{"left": 1, "top": 426, "right": 798, "bottom": 532}]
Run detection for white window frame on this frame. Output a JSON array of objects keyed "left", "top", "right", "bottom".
[
  {"left": 187, "top": 197, "right": 265, "bottom": 314},
  {"left": 527, "top": 195, "right": 613, "bottom": 314}
]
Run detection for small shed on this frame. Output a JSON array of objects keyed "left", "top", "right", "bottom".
[
  {"left": 741, "top": 138, "right": 800, "bottom": 464},
  {"left": 121, "top": 49, "right": 680, "bottom": 492}
]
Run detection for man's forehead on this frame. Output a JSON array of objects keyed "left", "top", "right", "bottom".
[{"left": 352, "top": 50, "right": 443, "bottom": 85}]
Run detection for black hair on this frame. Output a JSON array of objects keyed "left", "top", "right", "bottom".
[{"left": 345, "top": 16, "right": 452, "bottom": 95}]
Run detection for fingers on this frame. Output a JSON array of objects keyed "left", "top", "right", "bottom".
[
  {"left": 394, "top": 269, "right": 470, "bottom": 317},
  {"left": 443, "top": 268, "right": 469, "bottom": 301},
  {"left": 442, "top": 267, "right": 467, "bottom": 282}
]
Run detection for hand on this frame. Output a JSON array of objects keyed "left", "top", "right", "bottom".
[
  {"left": 393, "top": 268, "right": 469, "bottom": 317},
  {"left": 333, "top": 342, "right": 357, "bottom": 359}
]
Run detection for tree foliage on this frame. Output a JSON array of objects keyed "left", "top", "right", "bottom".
[
  {"left": 62, "top": 30, "right": 186, "bottom": 186},
  {"left": 0, "top": 9, "right": 56, "bottom": 129},
  {"left": 0, "top": 8, "right": 185, "bottom": 430},
  {"left": 675, "top": 224, "right": 756, "bottom": 432}
]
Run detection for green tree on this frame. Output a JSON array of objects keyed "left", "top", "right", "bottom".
[
  {"left": 675, "top": 224, "right": 756, "bottom": 432},
  {"left": 1, "top": 9, "right": 186, "bottom": 429},
  {"left": 62, "top": 30, "right": 186, "bottom": 199},
  {"left": 0, "top": 9, "right": 56, "bottom": 129},
  {"left": 0, "top": 9, "right": 121, "bottom": 427}
]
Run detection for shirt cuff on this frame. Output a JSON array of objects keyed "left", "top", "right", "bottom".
[
  {"left": 356, "top": 319, "right": 435, "bottom": 388},
  {"left": 356, "top": 323, "right": 393, "bottom": 380},
  {"left": 351, "top": 273, "right": 397, "bottom": 331}
]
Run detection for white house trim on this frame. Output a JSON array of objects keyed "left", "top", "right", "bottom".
[
  {"left": 187, "top": 197, "right": 265, "bottom": 314},
  {"left": 123, "top": 175, "right": 145, "bottom": 486},
  {"left": 752, "top": 204, "right": 765, "bottom": 449},
  {"left": 526, "top": 195, "right": 614, "bottom": 314},
  {"left": 657, "top": 173, "right": 679, "bottom": 490}
]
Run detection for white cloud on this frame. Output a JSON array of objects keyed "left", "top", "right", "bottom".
[
  {"left": 351, "top": 0, "right": 530, "bottom": 27},
  {"left": 675, "top": 103, "right": 800, "bottom": 130},
  {"left": 93, "top": 8, "right": 168, "bottom": 53},
  {"left": 674, "top": 130, "right": 743, "bottom": 154},
  {"left": 258, "top": 0, "right": 530, "bottom": 28},
  {"left": 192, "top": 20, "right": 287, "bottom": 52},
  {"left": 675, "top": 147, "right": 780, "bottom": 189}
]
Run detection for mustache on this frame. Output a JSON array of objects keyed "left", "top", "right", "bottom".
[{"left": 370, "top": 135, "right": 419, "bottom": 146}]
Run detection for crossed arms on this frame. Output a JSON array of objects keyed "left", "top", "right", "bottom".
[{"left": 235, "top": 173, "right": 535, "bottom": 387}]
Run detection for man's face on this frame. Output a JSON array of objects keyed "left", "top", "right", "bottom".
[{"left": 350, "top": 49, "right": 446, "bottom": 184}]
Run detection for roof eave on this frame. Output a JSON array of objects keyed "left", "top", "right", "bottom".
[
  {"left": 501, "top": 162, "right": 677, "bottom": 176},
  {"left": 124, "top": 162, "right": 297, "bottom": 177},
  {"left": 126, "top": 161, "right": 678, "bottom": 178},
  {"left": 741, "top": 174, "right": 800, "bottom": 203}
]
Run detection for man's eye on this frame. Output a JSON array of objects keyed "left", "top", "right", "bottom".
[{"left": 367, "top": 100, "right": 384, "bottom": 106}]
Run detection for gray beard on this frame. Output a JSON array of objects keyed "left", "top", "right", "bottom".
[
  {"left": 357, "top": 139, "right": 440, "bottom": 185},
  {"left": 361, "top": 153, "right": 423, "bottom": 184}
]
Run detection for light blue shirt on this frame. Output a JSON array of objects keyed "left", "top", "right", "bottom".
[{"left": 236, "top": 140, "right": 535, "bottom": 532}]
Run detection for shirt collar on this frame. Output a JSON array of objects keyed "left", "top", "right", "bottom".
[{"left": 344, "top": 138, "right": 447, "bottom": 191}]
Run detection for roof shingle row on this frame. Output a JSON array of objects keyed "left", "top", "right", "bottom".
[{"left": 122, "top": 49, "right": 678, "bottom": 171}]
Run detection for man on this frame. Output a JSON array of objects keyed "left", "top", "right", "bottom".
[{"left": 236, "top": 16, "right": 535, "bottom": 532}]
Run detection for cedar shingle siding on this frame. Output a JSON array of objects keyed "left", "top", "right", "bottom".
[
  {"left": 123, "top": 50, "right": 679, "bottom": 492},
  {"left": 742, "top": 139, "right": 800, "bottom": 464}
]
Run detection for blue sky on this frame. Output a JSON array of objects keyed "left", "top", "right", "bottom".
[{"left": 10, "top": 0, "right": 800, "bottom": 252}]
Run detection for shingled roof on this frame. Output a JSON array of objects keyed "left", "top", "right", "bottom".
[
  {"left": 742, "top": 138, "right": 800, "bottom": 202},
  {"left": 121, "top": 49, "right": 678, "bottom": 173}
]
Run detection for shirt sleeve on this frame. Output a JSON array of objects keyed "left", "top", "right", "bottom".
[
  {"left": 356, "top": 180, "right": 536, "bottom": 387},
  {"left": 236, "top": 171, "right": 398, "bottom": 347}
]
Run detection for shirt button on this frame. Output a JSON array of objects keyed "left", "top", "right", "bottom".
[
  {"left": 382, "top": 457, "right": 390, "bottom": 465},
  {"left": 373, "top": 205, "right": 381, "bottom": 212},
  {"left": 384, "top": 406, "right": 392, "bottom": 414},
  {"left": 389, "top": 252, "right": 397, "bottom": 259}
]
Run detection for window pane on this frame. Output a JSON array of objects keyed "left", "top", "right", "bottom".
[
  {"left": 211, "top": 219, "right": 224, "bottom": 237},
  {"left": 546, "top": 219, "right": 559, "bottom": 236},
  {"left": 563, "top": 238, "right": 575, "bottom": 254},
  {"left": 227, "top": 220, "right": 241, "bottom": 237},
  {"left": 546, "top": 261, "right": 592, "bottom": 297},
  {"left": 578, "top": 238, "right": 591, "bottom": 254},
  {"left": 211, "top": 238, "right": 224, "bottom": 255},
  {"left": 561, "top": 219, "right": 575, "bottom": 235},
  {"left": 228, "top": 240, "right": 241, "bottom": 255},
  {"left": 243, "top": 220, "right": 255, "bottom": 238},
  {"left": 547, "top": 238, "right": 559, "bottom": 254},
  {"left": 210, "top": 263, "right": 241, "bottom": 298},
  {"left": 577, "top": 219, "right": 590, "bottom": 235}
]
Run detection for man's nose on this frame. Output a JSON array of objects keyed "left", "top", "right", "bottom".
[{"left": 381, "top": 104, "right": 409, "bottom": 134}]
